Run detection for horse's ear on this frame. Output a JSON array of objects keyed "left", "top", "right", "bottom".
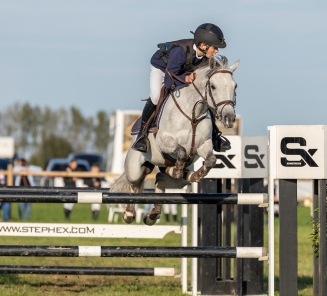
[
  {"left": 229, "top": 60, "right": 240, "bottom": 73},
  {"left": 209, "top": 56, "right": 216, "bottom": 70}
]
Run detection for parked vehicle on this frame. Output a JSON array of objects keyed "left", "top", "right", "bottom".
[
  {"left": 67, "top": 152, "right": 105, "bottom": 171},
  {"left": 0, "top": 158, "right": 13, "bottom": 170},
  {"left": 40, "top": 158, "right": 90, "bottom": 187},
  {"left": 0, "top": 153, "right": 19, "bottom": 185},
  {"left": 46, "top": 158, "right": 90, "bottom": 172}
]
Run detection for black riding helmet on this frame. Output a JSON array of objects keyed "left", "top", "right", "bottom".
[{"left": 191, "top": 23, "right": 226, "bottom": 49}]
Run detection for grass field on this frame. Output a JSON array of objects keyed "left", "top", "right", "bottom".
[{"left": 0, "top": 203, "right": 315, "bottom": 295}]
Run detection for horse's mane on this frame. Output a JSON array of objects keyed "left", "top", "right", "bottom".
[{"left": 197, "top": 55, "right": 229, "bottom": 77}]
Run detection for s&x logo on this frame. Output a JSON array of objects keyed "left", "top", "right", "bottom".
[
  {"left": 214, "top": 155, "right": 236, "bottom": 169},
  {"left": 244, "top": 145, "right": 265, "bottom": 169},
  {"left": 280, "top": 137, "right": 318, "bottom": 167}
]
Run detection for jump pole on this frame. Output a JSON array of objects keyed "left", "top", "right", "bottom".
[
  {"left": 0, "top": 190, "right": 268, "bottom": 205},
  {"left": 0, "top": 265, "right": 178, "bottom": 276},
  {"left": 0, "top": 246, "right": 267, "bottom": 258}
]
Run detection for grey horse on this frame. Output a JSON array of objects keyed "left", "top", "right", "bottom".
[{"left": 110, "top": 55, "right": 239, "bottom": 225}]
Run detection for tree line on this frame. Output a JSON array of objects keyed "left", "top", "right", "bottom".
[{"left": 0, "top": 103, "right": 109, "bottom": 168}]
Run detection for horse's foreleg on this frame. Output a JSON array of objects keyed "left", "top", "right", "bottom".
[
  {"left": 165, "top": 147, "right": 187, "bottom": 179},
  {"left": 186, "top": 139, "right": 216, "bottom": 182},
  {"left": 158, "top": 135, "right": 188, "bottom": 179}
]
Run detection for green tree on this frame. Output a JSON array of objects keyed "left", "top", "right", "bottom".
[
  {"left": 29, "top": 134, "right": 74, "bottom": 168},
  {"left": 0, "top": 102, "right": 41, "bottom": 156},
  {"left": 0, "top": 102, "right": 107, "bottom": 168},
  {"left": 68, "top": 106, "right": 93, "bottom": 152},
  {"left": 94, "top": 111, "right": 109, "bottom": 155}
]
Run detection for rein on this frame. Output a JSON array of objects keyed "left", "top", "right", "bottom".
[{"left": 166, "top": 68, "right": 236, "bottom": 159}]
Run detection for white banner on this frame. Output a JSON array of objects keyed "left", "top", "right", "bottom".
[
  {"left": 194, "top": 136, "right": 268, "bottom": 179},
  {"left": 269, "top": 125, "right": 327, "bottom": 179},
  {"left": 0, "top": 223, "right": 181, "bottom": 239},
  {"left": 0, "top": 137, "right": 14, "bottom": 158}
]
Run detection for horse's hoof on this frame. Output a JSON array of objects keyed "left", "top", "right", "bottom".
[
  {"left": 122, "top": 211, "right": 135, "bottom": 224},
  {"left": 143, "top": 213, "right": 161, "bottom": 226}
]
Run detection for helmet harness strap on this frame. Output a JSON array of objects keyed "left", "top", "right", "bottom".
[{"left": 198, "top": 44, "right": 210, "bottom": 55}]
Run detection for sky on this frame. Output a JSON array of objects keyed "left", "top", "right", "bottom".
[{"left": 0, "top": 0, "right": 327, "bottom": 136}]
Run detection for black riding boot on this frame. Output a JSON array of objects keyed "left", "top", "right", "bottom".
[
  {"left": 132, "top": 98, "right": 156, "bottom": 153},
  {"left": 212, "top": 121, "right": 231, "bottom": 152}
]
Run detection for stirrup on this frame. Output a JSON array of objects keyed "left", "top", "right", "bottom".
[
  {"left": 132, "top": 134, "right": 149, "bottom": 153},
  {"left": 220, "top": 135, "right": 231, "bottom": 152}
]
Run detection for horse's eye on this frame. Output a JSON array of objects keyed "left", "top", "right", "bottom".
[{"left": 211, "top": 85, "right": 216, "bottom": 90}]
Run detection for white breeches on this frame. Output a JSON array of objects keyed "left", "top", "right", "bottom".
[
  {"left": 149, "top": 65, "right": 165, "bottom": 105},
  {"left": 163, "top": 204, "right": 178, "bottom": 215},
  {"left": 63, "top": 203, "right": 101, "bottom": 211}
]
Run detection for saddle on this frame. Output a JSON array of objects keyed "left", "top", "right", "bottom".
[{"left": 131, "top": 86, "right": 170, "bottom": 137}]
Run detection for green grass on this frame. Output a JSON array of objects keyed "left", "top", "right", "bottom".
[
  {"left": 264, "top": 205, "right": 315, "bottom": 295},
  {"left": 0, "top": 204, "right": 316, "bottom": 295},
  {"left": 0, "top": 203, "right": 187, "bottom": 296}
]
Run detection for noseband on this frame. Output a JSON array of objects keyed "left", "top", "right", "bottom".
[{"left": 192, "top": 69, "right": 236, "bottom": 121}]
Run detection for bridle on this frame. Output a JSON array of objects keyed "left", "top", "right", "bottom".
[
  {"left": 166, "top": 68, "right": 236, "bottom": 159},
  {"left": 192, "top": 69, "right": 236, "bottom": 121}
]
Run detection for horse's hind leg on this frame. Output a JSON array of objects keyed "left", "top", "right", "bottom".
[
  {"left": 157, "top": 135, "right": 188, "bottom": 179},
  {"left": 143, "top": 187, "right": 162, "bottom": 226},
  {"left": 122, "top": 148, "right": 154, "bottom": 224}
]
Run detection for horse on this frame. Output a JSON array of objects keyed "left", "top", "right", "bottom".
[{"left": 110, "top": 55, "right": 239, "bottom": 225}]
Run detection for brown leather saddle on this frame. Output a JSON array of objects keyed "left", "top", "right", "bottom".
[{"left": 131, "top": 86, "right": 170, "bottom": 137}]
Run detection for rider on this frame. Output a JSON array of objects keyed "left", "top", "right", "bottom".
[{"left": 132, "top": 23, "right": 230, "bottom": 153}]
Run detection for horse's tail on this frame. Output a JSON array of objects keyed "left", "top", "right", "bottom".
[{"left": 110, "top": 172, "right": 132, "bottom": 193}]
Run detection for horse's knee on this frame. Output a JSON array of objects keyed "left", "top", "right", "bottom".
[
  {"left": 174, "top": 145, "right": 187, "bottom": 161},
  {"left": 204, "top": 154, "right": 217, "bottom": 169}
]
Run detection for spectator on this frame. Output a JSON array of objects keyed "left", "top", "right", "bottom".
[
  {"left": 0, "top": 202, "right": 10, "bottom": 221},
  {"left": 14, "top": 158, "right": 37, "bottom": 220},
  {"left": 0, "top": 170, "right": 10, "bottom": 221},
  {"left": 83, "top": 162, "right": 102, "bottom": 220},
  {"left": 63, "top": 158, "right": 80, "bottom": 219},
  {"left": 163, "top": 204, "right": 178, "bottom": 223}
]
